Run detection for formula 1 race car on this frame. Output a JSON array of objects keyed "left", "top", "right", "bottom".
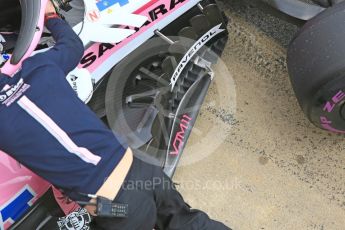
[
  {"left": 0, "top": 0, "right": 228, "bottom": 229},
  {"left": 263, "top": 0, "right": 345, "bottom": 134}
]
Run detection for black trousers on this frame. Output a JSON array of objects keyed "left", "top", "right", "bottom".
[{"left": 93, "top": 157, "right": 231, "bottom": 230}]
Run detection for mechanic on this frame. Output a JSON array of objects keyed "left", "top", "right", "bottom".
[{"left": 0, "top": 1, "right": 231, "bottom": 229}]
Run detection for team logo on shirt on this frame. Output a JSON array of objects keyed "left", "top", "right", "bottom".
[
  {"left": 57, "top": 208, "right": 91, "bottom": 230},
  {"left": 0, "top": 78, "right": 30, "bottom": 106},
  {"left": 0, "top": 94, "right": 6, "bottom": 101}
]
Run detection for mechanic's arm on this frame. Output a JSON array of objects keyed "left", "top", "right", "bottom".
[{"left": 35, "top": 1, "right": 84, "bottom": 74}]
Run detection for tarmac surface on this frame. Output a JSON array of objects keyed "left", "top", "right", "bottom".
[{"left": 174, "top": 1, "right": 345, "bottom": 229}]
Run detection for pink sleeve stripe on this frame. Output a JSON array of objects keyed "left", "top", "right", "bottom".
[{"left": 17, "top": 96, "right": 101, "bottom": 165}]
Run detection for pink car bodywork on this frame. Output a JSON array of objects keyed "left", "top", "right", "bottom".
[
  {"left": 0, "top": 0, "right": 200, "bottom": 228},
  {"left": 0, "top": 150, "right": 79, "bottom": 229},
  {"left": 0, "top": 151, "right": 49, "bottom": 229}
]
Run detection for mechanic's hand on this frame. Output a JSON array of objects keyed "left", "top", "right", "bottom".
[{"left": 45, "top": 0, "right": 56, "bottom": 15}]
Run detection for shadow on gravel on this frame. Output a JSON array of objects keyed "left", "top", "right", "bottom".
[{"left": 221, "top": 0, "right": 302, "bottom": 48}]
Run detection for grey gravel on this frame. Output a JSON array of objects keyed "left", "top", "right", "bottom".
[{"left": 174, "top": 1, "right": 345, "bottom": 229}]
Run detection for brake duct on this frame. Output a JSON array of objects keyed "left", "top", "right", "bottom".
[{"left": 163, "top": 58, "right": 214, "bottom": 177}]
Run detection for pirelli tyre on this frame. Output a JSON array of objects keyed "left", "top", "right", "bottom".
[{"left": 287, "top": 1, "right": 345, "bottom": 133}]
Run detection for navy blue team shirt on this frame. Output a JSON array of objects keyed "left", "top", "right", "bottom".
[{"left": 0, "top": 18, "right": 127, "bottom": 201}]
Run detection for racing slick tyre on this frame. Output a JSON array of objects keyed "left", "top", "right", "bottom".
[
  {"left": 105, "top": 0, "right": 229, "bottom": 176},
  {"left": 287, "top": 1, "right": 345, "bottom": 134},
  {"left": 312, "top": 0, "right": 344, "bottom": 7}
]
